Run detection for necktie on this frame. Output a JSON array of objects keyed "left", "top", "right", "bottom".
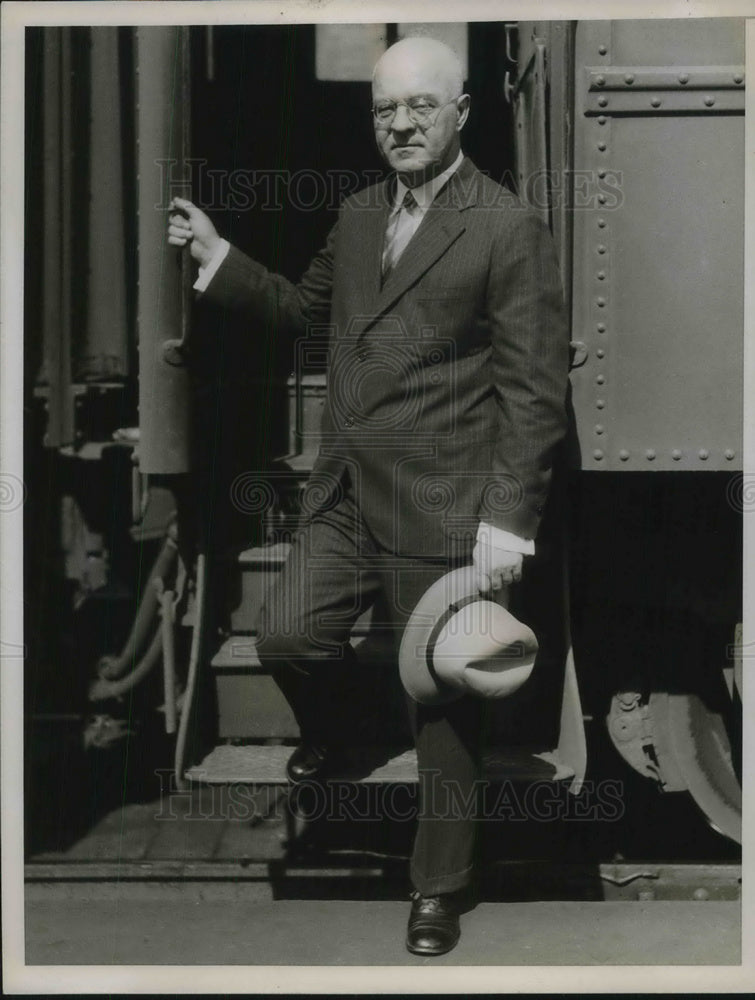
[{"left": 381, "top": 189, "right": 419, "bottom": 279}]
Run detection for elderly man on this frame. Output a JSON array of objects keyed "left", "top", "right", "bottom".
[{"left": 169, "top": 35, "right": 568, "bottom": 956}]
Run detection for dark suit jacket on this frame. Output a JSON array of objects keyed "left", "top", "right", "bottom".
[{"left": 203, "top": 156, "right": 569, "bottom": 558}]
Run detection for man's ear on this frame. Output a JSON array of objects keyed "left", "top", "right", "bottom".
[{"left": 456, "top": 94, "right": 471, "bottom": 131}]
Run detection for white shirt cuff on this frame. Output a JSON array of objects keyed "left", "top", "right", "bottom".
[
  {"left": 193, "top": 238, "right": 231, "bottom": 292},
  {"left": 476, "top": 520, "right": 535, "bottom": 556}
]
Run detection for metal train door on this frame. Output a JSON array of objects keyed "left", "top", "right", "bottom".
[{"left": 513, "top": 18, "right": 744, "bottom": 843}]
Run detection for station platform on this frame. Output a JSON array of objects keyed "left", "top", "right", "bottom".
[
  {"left": 24, "top": 890, "right": 740, "bottom": 967},
  {"left": 24, "top": 782, "right": 742, "bottom": 968}
]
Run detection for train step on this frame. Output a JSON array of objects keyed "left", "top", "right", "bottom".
[
  {"left": 210, "top": 631, "right": 400, "bottom": 739},
  {"left": 211, "top": 624, "right": 385, "bottom": 670},
  {"left": 228, "top": 543, "right": 288, "bottom": 633},
  {"left": 212, "top": 635, "right": 265, "bottom": 671},
  {"left": 237, "top": 542, "right": 291, "bottom": 568},
  {"left": 229, "top": 542, "right": 374, "bottom": 636},
  {"left": 185, "top": 744, "right": 575, "bottom": 785},
  {"left": 207, "top": 547, "right": 586, "bottom": 787}
]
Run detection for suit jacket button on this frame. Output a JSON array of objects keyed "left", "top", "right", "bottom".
[
  {"left": 344, "top": 416, "right": 354, "bottom": 427},
  {"left": 357, "top": 351, "right": 367, "bottom": 361}
]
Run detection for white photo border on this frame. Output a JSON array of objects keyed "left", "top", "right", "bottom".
[{"left": 2, "top": 0, "right": 753, "bottom": 993}]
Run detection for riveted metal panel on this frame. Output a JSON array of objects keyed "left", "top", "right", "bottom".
[
  {"left": 583, "top": 82, "right": 745, "bottom": 116},
  {"left": 570, "top": 19, "right": 744, "bottom": 471},
  {"left": 608, "top": 17, "right": 744, "bottom": 67}
]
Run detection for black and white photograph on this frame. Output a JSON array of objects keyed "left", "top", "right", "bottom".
[{"left": 2, "top": 0, "right": 753, "bottom": 992}]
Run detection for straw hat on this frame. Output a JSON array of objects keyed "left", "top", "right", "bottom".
[{"left": 399, "top": 565, "right": 538, "bottom": 705}]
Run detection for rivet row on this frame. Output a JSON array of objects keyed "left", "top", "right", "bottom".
[{"left": 598, "top": 449, "right": 734, "bottom": 462}]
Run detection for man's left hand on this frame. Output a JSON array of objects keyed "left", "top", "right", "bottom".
[{"left": 472, "top": 540, "right": 523, "bottom": 593}]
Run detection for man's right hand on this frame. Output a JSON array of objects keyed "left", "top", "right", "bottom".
[{"left": 167, "top": 197, "right": 222, "bottom": 269}]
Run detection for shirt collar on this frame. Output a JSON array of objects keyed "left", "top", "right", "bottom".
[{"left": 393, "top": 150, "right": 465, "bottom": 212}]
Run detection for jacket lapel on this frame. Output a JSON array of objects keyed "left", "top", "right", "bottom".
[
  {"left": 361, "top": 156, "right": 480, "bottom": 330},
  {"left": 353, "top": 179, "right": 393, "bottom": 313}
]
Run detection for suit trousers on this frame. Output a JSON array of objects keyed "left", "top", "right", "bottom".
[{"left": 255, "top": 468, "right": 489, "bottom": 896}]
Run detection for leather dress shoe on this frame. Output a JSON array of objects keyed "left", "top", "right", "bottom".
[
  {"left": 285, "top": 743, "right": 333, "bottom": 783},
  {"left": 406, "top": 890, "right": 461, "bottom": 956}
]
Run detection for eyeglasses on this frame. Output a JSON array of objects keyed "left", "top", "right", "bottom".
[{"left": 371, "top": 97, "right": 460, "bottom": 130}]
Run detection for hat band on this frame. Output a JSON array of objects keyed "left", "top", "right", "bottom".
[{"left": 424, "top": 594, "right": 481, "bottom": 687}]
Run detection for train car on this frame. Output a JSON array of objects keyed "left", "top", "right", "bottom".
[{"left": 23, "top": 16, "right": 744, "bottom": 858}]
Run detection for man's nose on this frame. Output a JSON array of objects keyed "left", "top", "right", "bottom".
[{"left": 390, "top": 103, "right": 415, "bottom": 132}]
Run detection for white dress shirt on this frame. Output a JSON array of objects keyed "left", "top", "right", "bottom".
[{"left": 385, "top": 149, "right": 464, "bottom": 253}]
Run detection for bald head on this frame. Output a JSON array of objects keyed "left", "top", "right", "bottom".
[
  {"left": 371, "top": 36, "right": 469, "bottom": 185},
  {"left": 373, "top": 36, "right": 464, "bottom": 104}
]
